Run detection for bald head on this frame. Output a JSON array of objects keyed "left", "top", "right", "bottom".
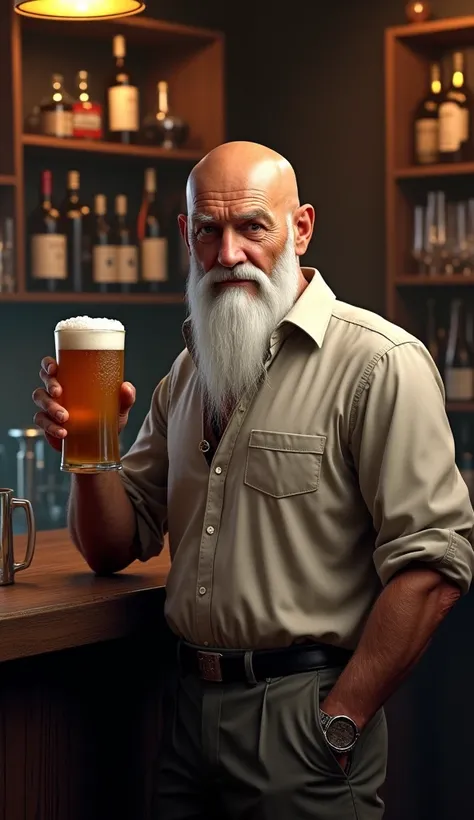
[{"left": 187, "top": 141, "right": 300, "bottom": 214}]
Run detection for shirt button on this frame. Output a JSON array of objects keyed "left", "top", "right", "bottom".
[
  {"left": 206, "top": 525, "right": 215, "bottom": 535},
  {"left": 215, "top": 466, "right": 222, "bottom": 475},
  {"left": 199, "top": 586, "right": 207, "bottom": 595}
]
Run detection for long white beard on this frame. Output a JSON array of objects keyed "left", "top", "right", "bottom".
[{"left": 186, "top": 222, "right": 300, "bottom": 421}]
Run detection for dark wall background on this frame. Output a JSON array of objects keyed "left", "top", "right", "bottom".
[{"left": 2, "top": 2, "right": 474, "bottom": 817}]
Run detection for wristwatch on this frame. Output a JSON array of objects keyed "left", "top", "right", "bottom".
[{"left": 319, "top": 710, "right": 360, "bottom": 754}]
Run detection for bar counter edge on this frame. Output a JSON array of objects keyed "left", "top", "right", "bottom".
[{"left": 0, "top": 527, "right": 171, "bottom": 663}]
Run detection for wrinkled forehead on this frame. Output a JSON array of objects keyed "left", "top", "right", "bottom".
[{"left": 186, "top": 161, "right": 290, "bottom": 216}]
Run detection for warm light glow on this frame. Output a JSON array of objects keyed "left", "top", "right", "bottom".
[
  {"left": 14, "top": 0, "right": 145, "bottom": 20},
  {"left": 414, "top": 2, "right": 423, "bottom": 11}
]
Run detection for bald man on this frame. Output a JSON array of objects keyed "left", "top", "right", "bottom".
[{"left": 33, "top": 141, "right": 474, "bottom": 819}]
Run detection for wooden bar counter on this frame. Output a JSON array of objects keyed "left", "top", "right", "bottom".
[{"left": 0, "top": 529, "right": 173, "bottom": 820}]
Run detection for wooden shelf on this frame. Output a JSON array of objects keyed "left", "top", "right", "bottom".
[
  {"left": 22, "top": 134, "right": 204, "bottom": 163},
  {"left": 446, "top": 402, "right": 474, "bottom": 414},
  {"left": 388, "top": 16, "right": 474, "bottom": 49},
  {"left": 0, "top": 175, "right": 15, "bottom": 186},
  {"left": 19, "top": 12, "right": 221, "bottom": 48},
  {"left": 396, "top": 275, "right": 474, "bottom": 286},
  {"left": 0, "top": 292, "right": 184, "bottom": 304},
  {"left": 395, "top": 162, "right": 474, "bottom": 179}
]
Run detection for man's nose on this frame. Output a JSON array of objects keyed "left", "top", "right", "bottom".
[{"left": 218, "top": 230, "right": 247, "bottom": 268}]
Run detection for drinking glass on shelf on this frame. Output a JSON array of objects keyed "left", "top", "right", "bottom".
[
  {"left": 443, "top": 201, "right": 463, "bottom": 275},
  {"left": 422, "top": 191, "right": 446, "bottom": 276},
  {"left": 411, "top": 204, "right": 425, "bottom": 274},
  {"left": 464, "top": 199, "right": 474, "bottom": 277}
]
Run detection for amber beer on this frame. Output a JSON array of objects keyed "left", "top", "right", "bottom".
[{"left": 54, "top": 316, "right": 125, "bottom": 473}]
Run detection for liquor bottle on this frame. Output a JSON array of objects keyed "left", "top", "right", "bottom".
[
  {"left": 28, "top": 170, "right": 67, "bottom": 292},
  {"left": 61, "top": 170, "right": 91, "bottom": 293},
  {"left": 140, "top": 81, "right": 189, "bottom": 149},
  {"left": 111, "top": 194, "right": 138, "bottom": 292},
  {"left": 414, "top": 63, "right": 442, "bottom": 165},
  {"left": 72, "top": 71, "right": 103, "bottom": 140},
  {"left": 24, "top": 105, "right": 41, "bottom": 134},
  {"left": 92, "top": 194, "right": 118, "bottom": 293},
  {"left": 39, "top": 74, "right": 74, "bottom": 139},
  {"left": 137, "top": 168, "right": 168, "bottom": 291},
  {"left": 439, "top": 52, "right": 472, "bottom": 163},
  {"left": 106, "top": 35, "right": 139, "bottom": 144},
  {"left": 445, "top": 298, "right": 474, "bottom": 400}
]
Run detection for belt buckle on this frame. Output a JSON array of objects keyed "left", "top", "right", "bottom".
[{"left": 197, "top": 650, "right": 223, "bottom": 682}]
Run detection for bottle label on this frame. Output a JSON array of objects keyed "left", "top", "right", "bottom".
[
  {"left": 415, "top": 119, "right": 438, "bottom": 164},
  {"left": 439, "top": 102, "right": 463, "bottom": 153},
  {"left": 445, "top": 367, "right": 474, "bottom": 400},
  {"left": 142, "top": 237, "right": 168, "bottom": 282},
  {"left": 73, "top": 103, "right": 103, "bottom": 139},
  {"left": 41, "top": 110, "right": 74, "bottom": 138},
  {"left": 117, "top": 245, "right": 138, "bottom": 283},
  {"left": 108, "top": 86, "right": 139, "bottom": 132},
  {"left": 31, "top": 234, "right": 67, "bottom": 280},
  {"left": 93, "top": 245, "right": 118, "bottom": 283}
]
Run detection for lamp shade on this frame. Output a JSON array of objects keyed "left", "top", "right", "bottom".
[{"left": 14, "top": 0, "right": 145, "bottom": 20}]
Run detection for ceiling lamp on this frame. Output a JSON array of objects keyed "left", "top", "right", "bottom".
[{"left": 14, "top": 0, "right": 145, "bottom": 20}]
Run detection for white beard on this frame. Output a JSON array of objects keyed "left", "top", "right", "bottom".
[{"left": 186, "top": 220, "right": 300, "bottom": 422}]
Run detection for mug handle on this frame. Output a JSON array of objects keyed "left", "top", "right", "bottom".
[{"left": 12, "top": 498, "right": 36, "bottom": 573}]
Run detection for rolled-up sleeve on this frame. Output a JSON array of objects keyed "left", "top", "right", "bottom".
[
  {"left": 350, "top": 341, "right": 474, "bottom": 593},
  {"left": 120, "top": 373, "right": 170, "bottom": 561}
]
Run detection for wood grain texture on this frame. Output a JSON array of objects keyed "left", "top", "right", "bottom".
[
  {"left": 0, "top": 528, "right": 170, "bottom": 663},
  {"left": 0, "top": 629, "right": 175, "bottom": 820}
]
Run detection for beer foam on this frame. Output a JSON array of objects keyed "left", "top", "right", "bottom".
[{"left": 55, "top": 316, "right": 125, "bottom": 351}]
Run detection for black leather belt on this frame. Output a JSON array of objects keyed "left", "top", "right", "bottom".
[{"left": 178, "top": 641, "right": 352, "bottom": 684}]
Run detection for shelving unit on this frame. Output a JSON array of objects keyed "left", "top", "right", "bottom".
[
  {"left": 385, "top": 14, "right": 474, "bottom": 320},
  {"left": 0, "top": 5, "right": 225, "bottom": 304},
  {"left": 385, "top": 15, "right": 474, "bottom": 450}
]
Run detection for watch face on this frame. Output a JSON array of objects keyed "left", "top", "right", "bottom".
[{"left": 326, "top": 717, "right": 357, "bottom": 752}]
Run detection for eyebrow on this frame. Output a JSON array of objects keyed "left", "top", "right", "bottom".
[{"left": 192, "top": 208, "right": 275, "bottom": 226}]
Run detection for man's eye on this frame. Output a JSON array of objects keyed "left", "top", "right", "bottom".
[
  {"left": 196, "top": 225, "right": 217, "bottom": 240},
  {"left": 247, "top": 223, "right": 263, "bottom": 232}
]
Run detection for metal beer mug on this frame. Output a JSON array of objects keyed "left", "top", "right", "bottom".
[{"left": 0, "top": 488, "right": 36, "bottom": 585}]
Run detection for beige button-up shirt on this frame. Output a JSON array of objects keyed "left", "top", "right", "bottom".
[{"left": 121, "top": 269, "right": 474, "bottom": 651}]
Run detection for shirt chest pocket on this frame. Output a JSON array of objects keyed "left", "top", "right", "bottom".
[{"left": 244, "top": 430, "right": 326, "bottom": 499}]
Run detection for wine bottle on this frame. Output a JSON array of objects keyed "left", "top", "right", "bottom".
[
  {"left": 61, "top": 170, "right": 91, "bottom": 293},
  {"left": 445, "top": 298, "right": 474, "bottom": 400},
  {"left": 137, "top": 168, "right": 168, "bottom": 291},
  {"left": 107, "top": 35, "right": 139, "bottom": 144},
  {"left": 439, "top": 52, "right": 472, "bottom": 163},
  {"left": 111, "top": 194, "right": 138, "bottom": 292},
  {"left": 28, "top": 170, "right": 67, "bottom": 292},
  {"left": 39, "top": 74, "right": 74, "bottom": 139},
  {"left": 414, "top": 63, "right": 442, "bottom": 165},
  {"left": 141, "top": 81, "right": 189, "bottom": 149},
  {"left": 92, "top": 194, "right": 118, "bottom": 293},
  {"left": 72, "top": 70, "right": 103, "bottom": 140}
]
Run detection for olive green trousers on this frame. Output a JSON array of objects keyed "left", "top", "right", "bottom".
[{"left": 153, "top": 665, "right": 388, "bottom": 819}]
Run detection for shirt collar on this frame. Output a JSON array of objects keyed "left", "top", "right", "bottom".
[
  {"left": 279, "top": 267, "right": 336, "bottom": 347},
  {"left": 182, "top": 267, "right": 336, "bottom": 357}
]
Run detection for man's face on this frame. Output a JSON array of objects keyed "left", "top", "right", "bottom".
[{"left": 187, "top": 193, "right": 290, "bottom": 297}]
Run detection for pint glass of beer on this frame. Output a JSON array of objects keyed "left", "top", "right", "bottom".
[{"left": 54, "top": 316, "right": 125, "bottom": 473}]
